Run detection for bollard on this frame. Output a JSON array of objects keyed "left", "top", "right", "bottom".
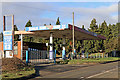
[
  {"left": 96, "top": 54, "right": 97, "bottom": 58},
  {"left": 94, "top": 55, "right": 95, "bottom": 58},
  {"left": 99, "top": 53, "right": 100, "bottom": 58},
  {"left": 91, "top": 55, "right": 92, "bottom": 59},
  {"left": 114, "top": 51, "right": 116, "bottom": 57},
  {"left": 71, "top": 52, "right": 73, "bottom": 59},
  {"left": 102, "top": 53, "right": 103, "bottom": 58},
  {"left": 54, "top": 49, "right": 56, "bottom": 64},
  {"left": 26, "top": 50, "right": 29, "bottom": 65},
  {"left": 87, "top": 53, "right": 88, "bottom": 59}
]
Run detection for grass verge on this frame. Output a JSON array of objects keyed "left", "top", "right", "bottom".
[
  {"left": 68, "top": 57, "right": 120, "bottom": 64},
  {"left": 2, "top": 68, "right": 35, "bottom": 80}
]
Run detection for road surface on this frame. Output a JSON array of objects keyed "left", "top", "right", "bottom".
[{"left": 29, "top": 61, "right": 119, "bottom": 80}]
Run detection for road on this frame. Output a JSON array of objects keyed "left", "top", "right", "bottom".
[
  {"left": 29, "top": 61, "right": 119, "bottom": 80},
  {"left": 87, "top": 68, "right": 118, "bottom": 78}
]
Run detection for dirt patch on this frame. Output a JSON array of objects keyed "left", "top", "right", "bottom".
[{"left": 2, "top": 57, "right": 27, "bottom": 72}]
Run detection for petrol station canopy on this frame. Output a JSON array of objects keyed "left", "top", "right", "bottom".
[{"left": 15, "top": 24, "right": 106, "bottom": 40}]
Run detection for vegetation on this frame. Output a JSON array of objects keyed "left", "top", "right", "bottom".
[
  {"left": 25, "top": 20, "right": 32, "bottom": 27},
  {"left": 56, "top": 60, "right": 69, "bottom": 64},
  {"left": 56, "top": 17, "right": 60, "bottom": 25},
  {"left": 2, "top": 57, "right": 35, "bottom": 80},
  {"left": 82, "top": 19, "right": 119, "bottom": 54},
  {"left": 68, "top": 57, "right": 120, "bottom": 64},
  {"left": 14, "top": 25, "right": 20, "bottom": 41},
  {"left": 23, "top": 20, "right": 34, "bottom": 42},
  {"left": 2, "top": 69, "right": 35, "bottom": 80}
]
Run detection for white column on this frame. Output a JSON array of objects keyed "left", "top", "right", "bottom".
[
  {"left": 49, "top": 32, "right": 53, "bottom": 59},
  {"left": 21, "top": 34, "right": 23, "bottom": 60},
  {"left": 62, "top": 37, "right": 66, "bottom": 59}
]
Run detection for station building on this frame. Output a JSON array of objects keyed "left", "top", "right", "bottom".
[{"left": 0, "top": 41, "right": 47, "bottom": 60}]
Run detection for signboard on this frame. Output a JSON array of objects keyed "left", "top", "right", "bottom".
[
  {"left": 3, "top": 31, "right": 12, "bottom": 35},
  {"left": 3, "top": 31, "right": 13, "bottom": 50},
  {"left": 5, "top": 51, "right": 13, "bottom": 58},
  {"left": 25, "top": 24, "right": 68, "bottom": 31}
]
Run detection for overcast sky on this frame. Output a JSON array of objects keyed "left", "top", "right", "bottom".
[{"left": 0, "top": 1, "right": 118, "bottom": 32}]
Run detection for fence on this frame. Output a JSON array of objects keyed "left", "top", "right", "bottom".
[
  {"left": 26, "top": 48, "right": 54, "bottom": 64},
  {"left": 73, "top": 53, "right": 109, "bottom": 59}
]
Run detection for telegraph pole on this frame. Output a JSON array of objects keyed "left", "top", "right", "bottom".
[{"left": 72, "top": 12, "right": 74, "bottom": 58}]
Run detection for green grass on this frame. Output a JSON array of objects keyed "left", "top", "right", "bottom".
[
  {"left": 68, "top": 57, "right": 120, "bottom": 64},
  {"left": 2, "top": 68, "right": 35, "bottom": 80},
  {"left": 56, "top": 60, "right": 69, "bottom": 64}
]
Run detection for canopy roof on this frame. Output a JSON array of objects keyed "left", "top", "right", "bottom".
[{"left": 15, "top": 24, "right": 105, "bottom": 40}]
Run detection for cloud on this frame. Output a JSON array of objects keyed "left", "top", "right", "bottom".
[
  {"left": 1, "top": 2, "right": 56, "bottom": 31},
  {"left": 0, "top": 2, "right": 118, "bottom": 33},
  {"left": 59, "top": 3, "right": 118, "bottom": 29}
]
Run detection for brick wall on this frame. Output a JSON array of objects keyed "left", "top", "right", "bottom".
[
  {"left": 0, "top": 41, "right": 22, "bottom": 59},
  {"left": 0, "top": 42, "right": 3, "bottom": 51},
  {"left": 14, "top": 41, "right": 21, "bottom": 59}
]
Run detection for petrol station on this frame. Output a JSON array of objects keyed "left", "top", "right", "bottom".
[{"left": 0, "top": 15, "right": 106, "bottom": 62}]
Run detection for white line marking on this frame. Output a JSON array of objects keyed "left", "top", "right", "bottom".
[{"left": 87, "top": 68, "right": 117, "bottom": 78}]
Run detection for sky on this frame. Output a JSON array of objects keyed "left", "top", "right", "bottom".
[{"left": 0, "top": 1, "right": 119, "bottom": 32}]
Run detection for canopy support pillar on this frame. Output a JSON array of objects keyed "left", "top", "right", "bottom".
[{"left": 49, "top": 32, "right": 53, "bottom": 59}]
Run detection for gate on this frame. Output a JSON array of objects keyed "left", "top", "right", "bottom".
[{"left": 27, "top": 48, "right": 54, "bottom": 64}]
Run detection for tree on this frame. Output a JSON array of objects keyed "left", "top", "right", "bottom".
[
  {"left": 85, "top": 18, "right": 98, "bottom": 53},
  {"left": 56, "top": 17, "right": 60, "bottom": 25},
  {"left": 24, "top": 20, "right": 33, "bottom": 42},
  {"left": 14, "top": 25, "right": 20, "bottom": 41},
  {"left": 82, "top": 25, "right": 85, "bottom": 30},
  {"left": 104, "top": 23, "right": 119, "bottom": 53},
  {"left": 89, "top": 18, "right": 98, "bottom": 32},
  {"left": 25, "top": 20, "right": 32, "bottom": 27},
  {"left": 44, "top": 24, "right": 46, "bottom": 26}
]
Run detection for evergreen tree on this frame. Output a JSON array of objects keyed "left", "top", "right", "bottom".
[
  {"left": 56, "top": 17, "right": 60, "bottom": 25},
  {"left": 84, "top": 18, "right": 98, "bottom": 53},
  {"left": 25, "top": 20, "right": 32, "bottom": 27},
  {"left": 53, "top": 38, "right": 62, "bottom": 55},
  {"left": 98, "top": 24, "right": 104, "bottom": 51},
  {"left": 82, "top": 25, "right": 85, "bottom": 30},
  {"left": 44, "top": 24, "right": 46, "bottom": 26},
  {"left": 89, "top": 18, "right": 98, "bottom": 32},
  {"left": 24, "top": 20, "right": 33, "bottom": 42},
  {"left": 14, "top": 25, "right": 20, "bottom": 41}
]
